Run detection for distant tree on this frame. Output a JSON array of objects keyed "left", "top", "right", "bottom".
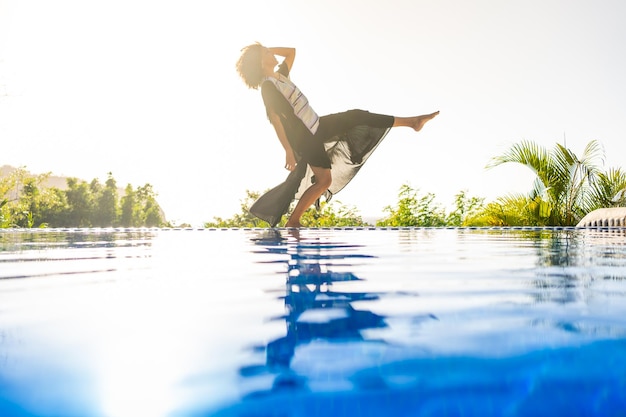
[
  {"left": 88, "top": 178, "right": 101, "bottom": 226},
  {"left": 65, "top": 178, "right": 95, "bottom": 227},
  {"left": 118, "top": 183, "right": 165, "bottom": 227},
  {"left": 120, "top": 184, "right": 138, "bottom": 227},
  {"left": 38, "top": 188, "right": 69, "bottom": 227},
  {"left": 21, "top": 176, "right": 69, "bottom": 228},
  {"left": 136, "top": 184, "right": 165, "bottom": 227},
  {"left": 16, "top": 176, "right": 42, "bottom": 227},
  {"left": 89, "top": 179, "right": 102, "bottom": 200},
  {"left": 376, "top": 184, "right": 447, "bottom": 227},
  {"left": 93, "top": 173, "right": 118, "bottom": 227},
  {"left": 0, "top": 169, "right": 168, "bottom": 228},
  {"left": 0, "top": 198, "right": 8, "bottom": 228},
  {"left": 10, "top": 171, "right": 67, "bottom": 228},
  {"left": 0, "top": 167, "right": 26, "bottom": 227},
  {"left": 1, "top": 168, "right": 44, "bottom": 227},
  {"left": 298, "top": 200, "right": 368, "bottom": 227},
  {"left": 445, "top": 190, "right": 485, "bottom": 226}
]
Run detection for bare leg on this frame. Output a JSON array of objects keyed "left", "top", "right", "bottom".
[
  {"left": 284, "top": 111, "right": 438, "bottom": 227},
  {"left": 393, "top": 111, "right": 440, "bottom": 132},
  {"left": 285, "top": 166, "right": 332, "bottom": 228}
]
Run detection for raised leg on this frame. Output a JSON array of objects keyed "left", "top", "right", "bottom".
[{"left": 393, "top": 111, "right": 440, "bottom": 132}]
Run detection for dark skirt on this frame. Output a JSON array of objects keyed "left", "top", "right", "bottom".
[
  {"left": 304, "top": 110, "right": 394, "bottom": 169},
  {"left": 249, "top": 110, "right": 393, "bottom": 227}
]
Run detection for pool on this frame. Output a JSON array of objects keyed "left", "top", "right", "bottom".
[{"left": 0, "top": 227, "right": 625, "bottom": 416}]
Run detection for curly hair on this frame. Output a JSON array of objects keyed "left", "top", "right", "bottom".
[{"left": 236, "top": 42, "right": 265, "bottom": 90}]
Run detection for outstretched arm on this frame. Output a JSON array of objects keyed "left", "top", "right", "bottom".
[{"left": 269, "top": 47, "right": 295, "bottom": 71}]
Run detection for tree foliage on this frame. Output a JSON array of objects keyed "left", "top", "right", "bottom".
[
  {"left": 6, "top": 137, "right": 624, "bottom": 229},
  {"left": 299, "top": 200, "right": 368, "bottom": 227},
  {"left": 93, "top": 174, "right": 118, "bottom": 227},
  {"left": 485, "top": 139, "right": 626, "bottom": 226},
  {"left": 204, "top": 190, "right": 369, "bottom": 228},
  {"left": 467, "top": 194, "right": 536, "bottom": 227},
  {"left": 0, "top": 167, "right": 167, "bottom": 228},
  {"left": 375, "top": 185, "right": 485, "bottom": 227},
  {"left": 445, "top": 190, "right": 485, "bottom": 226},
  {"left": 587, "top": 168, "right": 626, "bottom": 209},
  {"left": 377, "top": 184, "right": 446, "bottom": 227},
  {"left": 210, "top": 139, "right": 626, "bottom": 228}
]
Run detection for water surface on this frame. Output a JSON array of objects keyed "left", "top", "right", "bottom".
[{"left": 1, "top": 228, "right": 625, "bottom": 416}]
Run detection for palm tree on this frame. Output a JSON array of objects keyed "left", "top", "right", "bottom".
[
  {"left": 486, "top": 139, "right": 605, "bottom": 226},
  {"left": 587, "top": 167, "right": 626, "bottom": 209}
]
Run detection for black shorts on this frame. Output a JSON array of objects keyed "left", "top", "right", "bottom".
[{"left": 301, "top": 110, "right": 394, "bottom": 169}]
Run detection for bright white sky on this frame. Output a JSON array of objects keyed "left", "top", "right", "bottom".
[{"left": 1, "top": 0, "right": 625, "bottom": 226}]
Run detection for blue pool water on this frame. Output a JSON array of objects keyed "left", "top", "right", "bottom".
[{"left": 0, "top": 227, "right": 625, "bottom": 417}]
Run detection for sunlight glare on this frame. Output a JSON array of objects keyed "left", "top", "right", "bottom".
[{"left": 95, "top": 294, "right": 186, "bottom": 417}]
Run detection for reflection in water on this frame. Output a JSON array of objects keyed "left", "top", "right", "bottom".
[
  {"left": 241, "top": 230, "right": 436, "bottom": 398},
  {"left": 0, "top": 229, "right": 155, "bottom": 282},
  {"left": 210, "top": 228, "right": 626, "bottom": 417},
  {"left": 527, "top": 230, "right": 626, "bottom": 305}
]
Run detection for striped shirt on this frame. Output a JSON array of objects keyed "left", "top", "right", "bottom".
[{"left": 264, "top": 74, "right": 320, "bottom": 135}]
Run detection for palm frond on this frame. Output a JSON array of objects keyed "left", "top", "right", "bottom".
[
  {"left": 550, "top": 140, "right": 606, "bottom": 224},
  {"left": 487, "top": 140, "right": 556, "bottom": 203},
  {"left": 579, "top": 139, "right": 605, "bottom": 171},
  {"left": 486, "top": 140, "right": 549, "bottom": 173},
  {"left": 587, "top": 167, "right": 626, "bottom": 209}
]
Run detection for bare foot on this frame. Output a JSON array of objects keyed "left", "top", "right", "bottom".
[{"left": 413, "top": 111, "right": 439, "bottom": 132}]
